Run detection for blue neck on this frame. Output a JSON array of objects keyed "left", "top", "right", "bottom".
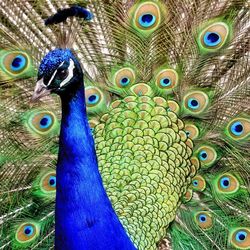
[{"left": 55, "top": 82, "right": 136, "bottom": 250}]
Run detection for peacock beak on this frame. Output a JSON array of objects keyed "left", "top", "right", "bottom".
[{"left": 31, "top": 78, "right": 51, "bottom": 102}]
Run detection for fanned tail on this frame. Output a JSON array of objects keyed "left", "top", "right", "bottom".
[{"left": 0, "top": 0, "right": 249, "bottom": 249}]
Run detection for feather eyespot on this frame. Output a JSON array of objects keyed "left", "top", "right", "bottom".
[
  {"left": 230, "top": 121, "right": 244, "bottom": 136},
  {"left": 198, "top": 22, "right": 230, "bottom": 52},
  {"left": 183, "top": 122, "right": 199, "bottom": 139},
  {"left": 196, "top": 145, "right": 217, "bottom": 167},
  {"left": 85, "top": 86, "right": 109, "bottom": 114},
  {"left": 130, "top": 1, "right": 162, "bottom": 35},
  {"left": 39, "top": 115, "right": 52, "bottom": 129},
  {"left": 216, "top": 173, "right": 239, "bottom": 194},
  {"left": 0, "top": 50, "right": 35, "bottom": 80},
  {"left": 40, "top": 171, "right": 56, "bottom": 192},
  {"left": 199, "top": 150, "right": 208, "bottom": 160},
  {"left": 155, "top": 69, "right": 179, "bottom": 93},
  {"left": 188, "top": 98, "right": 199, "bottom": 109},
  {"left": 10, "top": 55, "right": 27, "bottom": 72},
  {"left": 139, "top": 13, "right": 156, "bottom": 28},
  {"left": 204, "top": 32, "right": 221, "bottom": 47},
  {"left": 3, "top": 52, "right": 28, "bottom": 74},
  {"left": 87, "top": 94, "right": 100, "bottom": 105},
  {"left": 226, "top": 117, "right": 250, "bottom": 141},
  {"left": 230, "top": 228, "right": 250, "bottom": 249},
  {"left": 183, "top": 91, "right": 209, "bottom": 115},
  {"left": 27, "top": 111, "right": 58, "bottom": 136},
  {"left": 16, "top": 222, "right": 39, "bottom": 243},
  {"left": 192, "top": 175, "right": 206, "bottom": 191},
  {"left": 85, "top": 87, "right": 102, "bottom": 107},
  {"left": 113, "top": 68, "right": 135, "bottom": 88},
  {"left": 195, "top": 212, "right": 213, "bottom": 230}
]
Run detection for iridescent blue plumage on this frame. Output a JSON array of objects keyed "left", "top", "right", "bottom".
[{"left": 36, "top": 48, "right": 136, "bottom": 250}]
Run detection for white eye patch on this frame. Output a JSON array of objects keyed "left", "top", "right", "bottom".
[
  {"left": 60, "top": 59, "right": 75, "bottom": 88},
  {"left": 47, "top": 59, "right": 75, "bottom": 88}
]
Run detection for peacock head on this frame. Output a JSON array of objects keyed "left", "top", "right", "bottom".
[{"left": 32, "top": 48, "right": 83, "bottom": 101}]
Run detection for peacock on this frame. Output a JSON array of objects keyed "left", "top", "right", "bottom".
[{"left": 0, "top": 0, "right": 249, "bottom": 249}]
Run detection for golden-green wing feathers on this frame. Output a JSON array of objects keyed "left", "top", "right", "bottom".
[{"left": 0, "top": 0, "right": 250, "bottom": 249}]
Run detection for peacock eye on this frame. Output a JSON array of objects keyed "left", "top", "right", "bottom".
[
  {"left": 27, "top": 110, "right": 58, "bottom": 136},
  {"left": 131, "top": 1, "right": 161, "bottom": 35},
  {"left": 199, "top": 214, "right": 207, "bottom": 222},
  {"left": 220, "top": 177, "right": 230, "bottom": 189},
  {"left": 11, "top": 55, "right": 27, "bottom": 72},
  {"left": 184, "top": 124, "right": 199, "bottom": 140},
  {"left": 139, "top": 13, "right": 156, "bottom": 28},
  {"left": 40, "top": 171, "right": 56, "bottom": 193},
  {"left": 193, "top": 180, "right": 198, "bottom": 186},
  {"left": 183, "top": 91, "right": 209, "bottom": 115},
  {"left": 160, "top": 77, "right": 171, "bottom": 87},
  {"left": 198, "top": 21, "right": 230, "bottom": 52},
  {"left": 16, "top": 222, "right": 39, "bottom": 243},
  {"left": 230, "top": 121, "right": 244, "bottom": 136},
  {"left": 226, "top": 117, "right": 250, "bottom": 141},
  {"left": 195, "top": 212, "right": 213, "bottom": 230},
  {"left": 113, "top": 67, "right": 135, "bottom": 88},
  {"left": 236, "top": 231, "right": 247, "bottom": 242},
  {"left": 155, "top": 68, "right": 179, "bottom": 93},
  {"left": 230, "top": 228, "right": 250, "bottom": 249},
  {"left": 203, "top": 32, "right": 221, "bottom": 47},
  {"left": 199, "top": 150, "right": 208, "bottom": 161},
  {"left": 192, "top": 175, "right": 206, "bottom": 191},
  {"left": 24, "top": 225, "right": 34, "bottom": 236},
  {"left": 1, "top": 50, "right": 32, "bottom": 77},
  {"left": 56, "top": 68, "right": 69, "bottom": 80},
  {"left": 216, "top": 173, "right": 239, "bottom": 194},
  {"left": 87, "top": 94, "right": 100, "bottom": 105},
  {"left": 120, "top": 77, "right": 130, "bottom": 87},
  {"left": 39, "top": 115, "right": 53, "bottom": 129},
  {"left": 48, "top": 176, "right": 56, "bottom": 187},
  {"left": 188, "top": 98, "right": 199, "bottom": 110}
]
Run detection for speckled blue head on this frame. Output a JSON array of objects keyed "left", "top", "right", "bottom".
[
  {"left": 33, "top": 48, "right": 83, "bottom": 100},
  {"left": 38, "top": 49, "right": 73, "bottom": 77}
]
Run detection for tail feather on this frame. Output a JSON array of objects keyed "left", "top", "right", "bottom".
[{"left": 0, "top": 0, "right": 249, "bottom": 249}]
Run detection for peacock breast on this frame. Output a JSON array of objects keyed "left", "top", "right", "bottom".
[{"left": 92, "top": 94, "right": 199, "bottom": 250}]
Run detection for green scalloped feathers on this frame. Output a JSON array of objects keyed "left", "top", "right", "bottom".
[
  {"left": 0, "top": 49, "right": 36, "bottom": 82},
  {"left": 93, "top": 94, "right": 199, "bottom": 249},
  {"left": 129, "top": 1, "right": 166, "bottom": 37},
  {"left": 195, "top": 17, "right": 233, "bottom": 55}
]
